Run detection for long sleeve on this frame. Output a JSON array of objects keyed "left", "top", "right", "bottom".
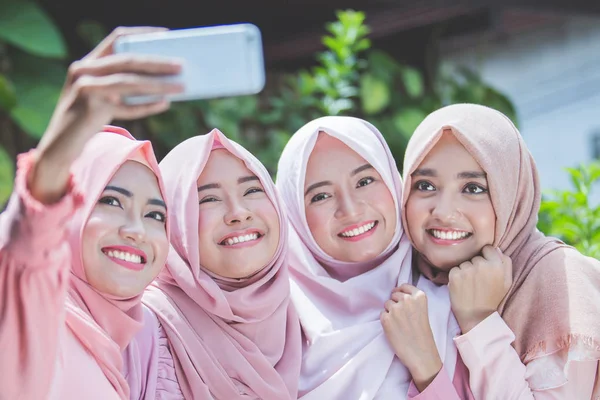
[
  {"left": 0, "top": 151, "right": 81, "bottom": 400},
  {"left": 407, "top": 356, "right": 474, "bottom": 400},
  {"left": 455, "top": 312, "right": 599, "bottom": 399}
]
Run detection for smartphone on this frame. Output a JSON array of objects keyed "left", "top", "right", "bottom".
[{"left": 113, "top": 24, "right": 266, "bottom": 104}]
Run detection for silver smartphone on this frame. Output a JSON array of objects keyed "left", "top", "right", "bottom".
[{"left": 113, "top": 24, "right": 266, "bottom": 104}]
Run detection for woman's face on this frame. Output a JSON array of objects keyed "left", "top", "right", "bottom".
[
  {"left": 196, "top": 149, "right": 280, "bottom": 279},
  {"left": 405, "top": 131, "right": 496, "bottom": 270},
  {"left": 82, "top": 161, "right": 169, "bottom": 297},
  {"left": 304, "top": 133, "right": 397, "bottom": 263}
]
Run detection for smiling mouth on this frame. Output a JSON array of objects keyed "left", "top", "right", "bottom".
[
  {"left": 427, "top": 229, "right": 472, "bottom": 241},
  {"left": 338, "top": 221, "right": 378, "bottom": 238},
  {"left": 219, "top": 232, "right": 264, "bottom": 246},
  {"left": 102, "top": 249, "right": 146, "bottom": 264}
]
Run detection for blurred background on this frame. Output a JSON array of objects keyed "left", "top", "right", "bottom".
[{"left": 0, "top": 0, "right": 598, "bottom": 258}]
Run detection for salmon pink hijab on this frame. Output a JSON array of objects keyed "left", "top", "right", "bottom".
[
  {"left": 143, "top": 129, "right": 302, "bottom": 400},
  {"left": 65, "top": 126, "right": 168, "bottom": 399},
  {"left": 276, "top": 116, "right": 460, "bottom": 399},
  {"left": 402, "top": 104, "right": 600, "bottom": 373}
]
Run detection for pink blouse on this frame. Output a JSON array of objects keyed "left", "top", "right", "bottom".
[
  {"left": 409, "top": 312, "right": 599, "bottom": 399},
  {"left": 0, "top": 166, "right": 123, "bottom": 399}
]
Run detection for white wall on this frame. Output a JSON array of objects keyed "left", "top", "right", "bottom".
[{"left": 442, "top": 16, "right": 600, "bottom": 205}]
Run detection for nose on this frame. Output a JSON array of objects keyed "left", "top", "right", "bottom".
[
  {"left": 224, "top": 199, "right": 253, "bottom": 225},
  {"left": 430, "top": 191, "right": 461, "bottom": 222},
  {"left": 334, "top": 190, "right": 364, "bottom": 220},
  {"left": 119, "top": 214, "right": 147, "bottom": 243}
]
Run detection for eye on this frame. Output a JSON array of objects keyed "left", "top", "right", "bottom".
[
  {"left": 146, "top": 211, "right": 167, "bottom": 223},
  {"left": 356, "top": 177, "right": 375, "bottom": 188},
  {"left": 463, "top": 183, "right": 488, "bottom": 194},
  {"left": 414, "top": 180, "right": 435, "bottom": 192},
  {"left": 310, "top": 193, "right": 331, "bottom": 203},
  {"left": 244, "top": 187, "right": 264, "bottom": 196},
  {"left": 199, "top": 196, "right": 219, "bottom": 205},
  {"left": 98, "top": 196, "right": 122, "bottom": 208}
]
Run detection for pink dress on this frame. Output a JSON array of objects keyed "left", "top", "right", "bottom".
[
  {"left": 408, "top": 313, "right": 600, "bottom": 399},
  {"left": 0, "top": 166, "right": 122, "bottom": 399}
]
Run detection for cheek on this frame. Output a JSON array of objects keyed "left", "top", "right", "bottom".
[
  {"left": 304, "top": 204, "right": 330, "bottom": 239},
  {"left": 473, "top": 202, "right": 496, "bottom": 241},
  {"left": 405, "top": 197, "right": 427, "bottom": 239},
  {"left": 147, "top": 225, "right": 169, "bottom": 264},
  {"left": 197, "top": 209, "right": 220, "bottom": 246},
  {"left": 82, "top": 212, "right": 113, "bottom": 252},
  {"left": 255, "top": 200, "right": 280, "bottom": 233},
  {"left": 377, "top": 188, "right": 397, "bottom": 225}
]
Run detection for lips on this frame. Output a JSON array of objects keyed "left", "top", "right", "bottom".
[
  {"left": 336, "top": 220, "right": 379, "bottom": 242},
  {"left": 218, "top": 229, "right": 264, "bottom": 246},
  {"left": 426, "top": 228, "right": 472, "bottom": 244},
  {"left": 101, "top": 245, "right": 148, "bottom": 271}
]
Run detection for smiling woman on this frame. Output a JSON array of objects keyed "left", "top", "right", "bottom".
[
  {"left": 0, "top": 25, "right": 183, "bottom": 400},
  {"left": 275, "top": 116, "right": 471, "bottom": 399},
  {"left": 0, "top": 126, "right": 170, "bottom": 400},
  {"left": 402, "top": 103, "right": 600, "bottom": 399},
  {"left": 142, "top": 129, "right": 301, "bottom": 400},
  {"left": 195, "top": 147, "right": 280, "bottom": 279}
]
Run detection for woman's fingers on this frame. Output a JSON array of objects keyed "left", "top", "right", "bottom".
[
  {"left": 74, "top": 73, "right": 184, "bottom": 98},
  {"left": 69, "top": 54, "right": 182, "bottom": 81},
  {"left": 115, "top": 100, "right": 171, "bottom": 120},
  {"left": 85, "top": 26, "right": 169, "bottom": 60}
]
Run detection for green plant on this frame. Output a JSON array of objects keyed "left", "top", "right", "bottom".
[
  {"left": 538, "top": 161, "right": 600, "bottom": 259},
  {"left": 143, "top": 9, "right": 517, "bottom": 177},
  {"left": 0, "top": 0, "right": 68, "bottom": 205}
]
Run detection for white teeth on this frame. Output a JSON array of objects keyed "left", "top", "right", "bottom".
[
  {"left": 340, "top": 222, "right": 376, "bottom": 237},
  {"left": 430, "top": 229, "right": 470, "bottom": 240},
  {"left": 222, "top": 233, "right": 259, "bottom": 245},
  {"left": 105, "top": 250, "right": 143, "bottom": 263}
]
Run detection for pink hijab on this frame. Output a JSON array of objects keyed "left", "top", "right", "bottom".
[
  {"left": 143, "top": 129, "right": 302, "bottom": 400},
  {"left": 402, "top": 103, "right": 600, "bottom": 366},
  {"left": 276, "top": 116, "right": 460, "bottom": 399},
  {"left": 65, "top": 126, "right": 168, "bottom": 399}
]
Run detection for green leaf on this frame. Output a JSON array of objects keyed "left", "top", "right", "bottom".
[
  {"left": 8, "top": 52, "right": 66, "bottom": 138},
  {"left": 367, "top": 50, "right": 401, "bottom": 84},
  {"left": 360, "top": 73, "right": 390, "bottom": 115},
  {"left": 0, "top": 0, "right": 66, "bottom": 58},
  {"left": 0, "top": 145, "right": 14, "bottom": 207},
  {"left": 0, "top": 73, "right": 17, "bottom": 110},
  {"left": 400, "top": 66, "right": 424, "bottom": 98},
  {"left": 393, "top": 108, "right": 428, "bottom": 140}
]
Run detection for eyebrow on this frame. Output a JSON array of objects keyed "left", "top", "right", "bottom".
[
  {"left": 305, "top": 180, "right": 333, "bottom": 196},
  {"left": 411, "top": 168, "right": 486, "bottom": 179},
  {"left": 197, "top": 175, "right": 260, "bottom": 193},
  {"left": 351, "top": 163, "right": 374, "bottom": 176},
  {"left": 238, "top": 175, "right": 259, "bottom": 184},
  {"left": 303, "top": 164, "right": 375, "bottom": 197},
  {"left": 105, "top": 185, "right": 166, "bottom": 208}
]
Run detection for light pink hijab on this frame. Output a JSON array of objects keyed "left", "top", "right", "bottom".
[
  {"left": 65, "top": 126, "right": 168, "bottom": 399},
  {"left": 402, "top": 104, "right": 600, "bottom": 366},
  {"left": 143, "top": 129, "right": 302, "bottom": 400},
  {"left": 276, "top": 116, "right": 460, "bottom": 399}
]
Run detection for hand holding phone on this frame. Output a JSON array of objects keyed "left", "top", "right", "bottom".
[{"left": 114, "top": 24, "right": 266, "bottom": 104}]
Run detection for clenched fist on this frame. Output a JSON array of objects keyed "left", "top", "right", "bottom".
[
  {"left": 448, "top": 245, "right": 512, "bottom": 334},
  {"left": 380, "top": 284, "right": 442, "bottom": 391}
]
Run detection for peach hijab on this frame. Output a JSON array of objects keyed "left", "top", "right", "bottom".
[{"left": 402, "top": 104, "right": 600, "bottom": 366}]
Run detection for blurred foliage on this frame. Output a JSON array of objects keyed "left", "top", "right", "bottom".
[
  {"left": 0, "top": 0, "right": 68, "bottom": 205},
  {"left": 0, "top": 5, "right": 594, "bottom": 258},
  {"left": 144, "top": 10, "right": 517, "bottom": 176},
  {"left": 538, "top": 162, "right": 600, "bottom": 259}
]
